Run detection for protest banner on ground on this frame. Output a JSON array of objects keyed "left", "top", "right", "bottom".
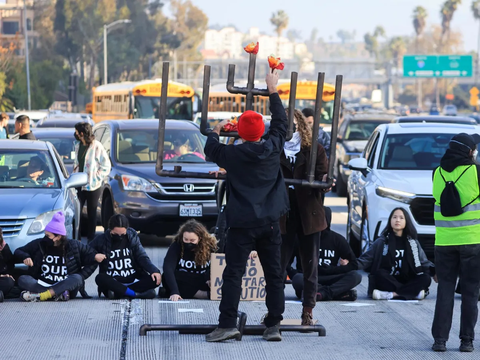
[{"left": 210, "top": 253, "right": 266, "bottom": 301}]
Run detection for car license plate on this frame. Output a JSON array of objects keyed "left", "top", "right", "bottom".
[{"left": 179, "top": 204, "right": 203, "bottom": 217}]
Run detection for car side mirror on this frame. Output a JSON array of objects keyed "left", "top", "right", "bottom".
[
  {"left": 65, "top": 172, "right": 88, "bottom": 189},
  {"left": 348, "top": 157, "right": 369, "bottom": 177}
]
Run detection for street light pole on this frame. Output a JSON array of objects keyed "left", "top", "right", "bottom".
[
  {"left": 104, "top": 25, "right": 107, "bottom": 85},
  {"left": 103, "top": 19, "right": 131, "bottom": 85},
  {"left": 23, "top": 0, "right": 31, "bottom": 110}
]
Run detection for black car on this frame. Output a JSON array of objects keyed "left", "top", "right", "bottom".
[
  {"left": 334, "top": 114, "right": 395, "bottom": 196},
  {"left": 395, "top": 116, "right": 476, "bottom": 125},
  {"left": 32, "top": 128, "right": 76, "bottom": 174},
  {"left": 36, "top": 117, "right": 94, "bottom": 128},
  {"left": 92, "top": 119, "right": 219, "bottom": 236}
]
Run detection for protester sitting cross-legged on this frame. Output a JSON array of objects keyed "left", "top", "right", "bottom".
[
  {"left": 357, "top": 207, "right": 434, "bottom": 300},
  {"left": 291, "top": 207, "right": 362, "bottom": 302},
  {"left": 0, "top": 227, "right": 15, "bottom": 301},
  {"left": 89, "top": 214, "right": 161, "bottom": 299},
  {"left": 159, "top": 220, "right": 217, "bottom": 301},
  {"left": 15, "top": 212, "right": 97, "bottom": 302}
]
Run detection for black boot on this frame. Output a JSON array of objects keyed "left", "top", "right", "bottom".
[{"left": 134, "top": 289, "right": 156, "bottom": 299}]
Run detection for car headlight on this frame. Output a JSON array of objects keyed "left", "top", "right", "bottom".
[
  {"left": 375, "top": 186, "right": 415, "bottom": 204},
  {"left": 121, "top": 175, "right": 155, "bottom": 192},
  {"left": 27, "top": 209, "right": 62, "bottom": 235}
]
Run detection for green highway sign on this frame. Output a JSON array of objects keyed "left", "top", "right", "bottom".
[{"left": 403, "top": 55, "right": 473, "bottom": 78}]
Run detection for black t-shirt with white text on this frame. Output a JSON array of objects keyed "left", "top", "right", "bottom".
[
  {"left": 393, "top": 235, "right": 405, "bottom": 277},
  {"left": 106, "top": 237, "right": 136, "bottom": 283},
  {"left": 39, "top": 245, "right": 67, "bottom": 285}
]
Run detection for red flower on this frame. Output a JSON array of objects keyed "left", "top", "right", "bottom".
[
  {"left": 268, "top": 55, "right": 285, "bottom": 70},
  {"left": 244, "top": 42, "right": 259, "bottom": 54},
  {"left": 222, "top": 119, "right": 238, "bottom": 132}
]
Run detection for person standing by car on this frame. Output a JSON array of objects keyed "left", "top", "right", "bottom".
[
  {"left": 0, "top": 228, "right": 15, "bottom": 301},
  {"left": 301, "top": 108, "right": 331, "bottom": 158},
  {"left": 280, "top": 108, "right": 329, "bottom": 325},
  {"left": 431, "top": 133, "right": 480, "bottom": 353},
  {"left": 14, "top": 212, "right": 97, "bottom": 302},
  {"left": 15, "top": 115, "right": 36, "bottom": 140},
  {"left": 89, "top": 214, "right": 161, "bottom": 299},
  {"left": 357, "top": 208, "right": 433, "bottom": 301},
  {"left": 203, "top": 70, "right": 288, "bottom": 343},
  {"left": 0, "top": 113, "right": 9, "bottom": 139},
  {"left": 73, "top": 122, "right": 111, "bottom": 241},
  {"left": 160, "top": 219, "right": 217, "bottom": 301}
]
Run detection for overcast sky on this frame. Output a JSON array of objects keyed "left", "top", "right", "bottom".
[{"left": 166, "top": 0, "right": 478, "bottom": 52}]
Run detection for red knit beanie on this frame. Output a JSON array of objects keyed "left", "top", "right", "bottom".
[{"left": 237, "top": 110, "right": 265, "bottom": 142}]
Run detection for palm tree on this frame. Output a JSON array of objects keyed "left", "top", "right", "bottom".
[
  {"left": 440, "top": 0, "right": 462, "bottom": 51},
  {"left": 413, "top": 6, "right": 428, "bottom": 52},
  {"left": 270, "top": 10, "right": 289, "bottom": 54},
  {"left": 472, "top": 0, "right": 480, "bottom": 85},
  {"left": 413, "top": 6, "right": 428, "bottom": 108},
  {"left": 373, "top": 26, "right": 386, "bottom": 38}
]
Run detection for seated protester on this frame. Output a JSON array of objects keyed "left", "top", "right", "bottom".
[
  {"left": 89, "top": 214, "right": 161, "bottom": 299},
  {"left": 358, "top": 207, "right": 434, "bottom": 300},
  {"left": 0, "top": 227, "right": 15, "bottom": 301},
  {"left": 15, "top": 212, "right": 97, "bottom": 302},
  {"left": 160, "top": 220, "right": 217, "bottom": 301},
  {"left": 292, "top": 207, "right": 362, "bottom": 301}
]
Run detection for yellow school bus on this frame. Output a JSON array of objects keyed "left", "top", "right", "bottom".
[
  {"left": 277, "top": 81, "right": 336, "bottom": 125},
  {"left": 92, "top": 80, "right": 196, "bottom": 122},
  {"left": 208, "top": 84, "right": 269, "bottom": 115}
]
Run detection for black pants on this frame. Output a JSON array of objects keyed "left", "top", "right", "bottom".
[
  {"left": 0, "top": 277, "right": 15, "bottom": 296},
  {"left": 78, "top": 187, "right": 102, "bottom": 241},
  {"left": 163, "top": 271, "right": 210, "bottom": 299},
  {"left": 95, "top": 273, "right": 157, "bottom": 298},
  {"left": 280, "top": 210, "right": 320, "bottom": 309},
  {"left": 371, "top": 269, "right": 431, "bottom": 299},
  {"left": 18, "top": 274, "right": 83, "bottom": 298},
  {"left": 432, "top": 244, "right": 480, "bottom": 342},
  {"left": 219, "top": 222, "right": 285, "bottom": 328},
  {"left": 292, "top": 271, "right": 362, "bottom": 300}
]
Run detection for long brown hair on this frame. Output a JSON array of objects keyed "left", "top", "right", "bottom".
[
  {"left": 172, "top": 220, "right": 217, "bottom": 266},
  {"left": 287, "top": 108, "right": 312, "bottom": 148}
]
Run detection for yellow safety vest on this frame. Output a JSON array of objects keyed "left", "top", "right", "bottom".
[{"left": 433, "top": 165, "right": 480, "bottom": 246}]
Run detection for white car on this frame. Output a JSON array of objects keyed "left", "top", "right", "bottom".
[{"left": 346, "top": 122, "right": 480, "bottom": 259}]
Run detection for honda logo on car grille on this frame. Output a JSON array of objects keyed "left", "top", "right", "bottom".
[{"left": 183, "top": 184, "right": 195, "bottom": 192}]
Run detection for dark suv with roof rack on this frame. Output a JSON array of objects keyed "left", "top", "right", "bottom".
[{"left": 92, "top": 120, "right": 219, "bottom": 236}]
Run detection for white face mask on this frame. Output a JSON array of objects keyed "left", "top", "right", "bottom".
[{"left": 473, "top": 149, "right": 478, "bottom": 159}]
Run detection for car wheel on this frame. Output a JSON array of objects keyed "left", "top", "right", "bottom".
[
  {"left": 347, "top": 201, "right": 361, "bottom": 257},
  {"left": 336, "top": 164, "right": 347, "bottom": 197},
  {"left": 102, "top": 193, "right": 114, "bottom": 228},
  {"left": 360, "top": 206, "right": 372, "bottom": 254}
]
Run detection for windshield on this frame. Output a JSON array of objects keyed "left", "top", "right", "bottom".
[
  {"left": 0, "top": 150, "right": 59, "bottom": 188},
  {"left": 379, "top": 133, "right": 455, "bottom": 170},
  {"left": 116, "top": 129, "right": 207, "bottom": 164},
  {"left": 134, "top": 96, "right": 193, "bottom": 120},
  {"left": 345, "top": 121, "right": 385, "bottom": 141},
  {"left": 35, "top": 137, "right": 76, "bottom": 164}
]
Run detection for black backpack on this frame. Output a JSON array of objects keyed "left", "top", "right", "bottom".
[{"left": 439, "top": 165, "right": 475, "bottom": 217}]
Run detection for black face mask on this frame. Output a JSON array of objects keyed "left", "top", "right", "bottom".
[
  {"left": 183, "top": 243, "right": 197, "bottom": 252},
  {"left": 74, "top": 133, "right": 80, "bottom": 141},
  {"left": 43, "top": 236, "right": 54, "bottom": 247},
  {"left": 111, "top": 234, "right": 127, "bottom": 242}
]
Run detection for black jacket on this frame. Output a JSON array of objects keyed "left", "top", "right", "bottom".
[
  {"left": 14, "top": 237, "right": 97, "bottom": 280},
  {"left": 89, "top": 227, "right": 160, "bottom": 276},
  {"left": 317, "top": 207, "right": 358, "bottom": 276},
  {"left": 204, "top": 93, "right": 289, "bottom": 228},
  {"left": 0, "top": 244, "right": 14, "bottom": 275},
  {"left": 19, "top": 132, "right": 36, "bottom": 140}
]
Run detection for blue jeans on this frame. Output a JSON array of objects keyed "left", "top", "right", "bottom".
[{"left": 18, "top": 274, "right": 83, "bottom": 298}]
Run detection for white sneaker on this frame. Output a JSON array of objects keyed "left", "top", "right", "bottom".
[
  {"left": 372, "top": 289, "right": 393, "bottom": 300},
  {"left": 415, "top": 290, "right": 425, "bottom": 300}
]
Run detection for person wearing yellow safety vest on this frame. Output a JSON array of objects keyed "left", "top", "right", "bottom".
[{"left": 431, "top": 132, "right": 480, "bottom": 353}]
